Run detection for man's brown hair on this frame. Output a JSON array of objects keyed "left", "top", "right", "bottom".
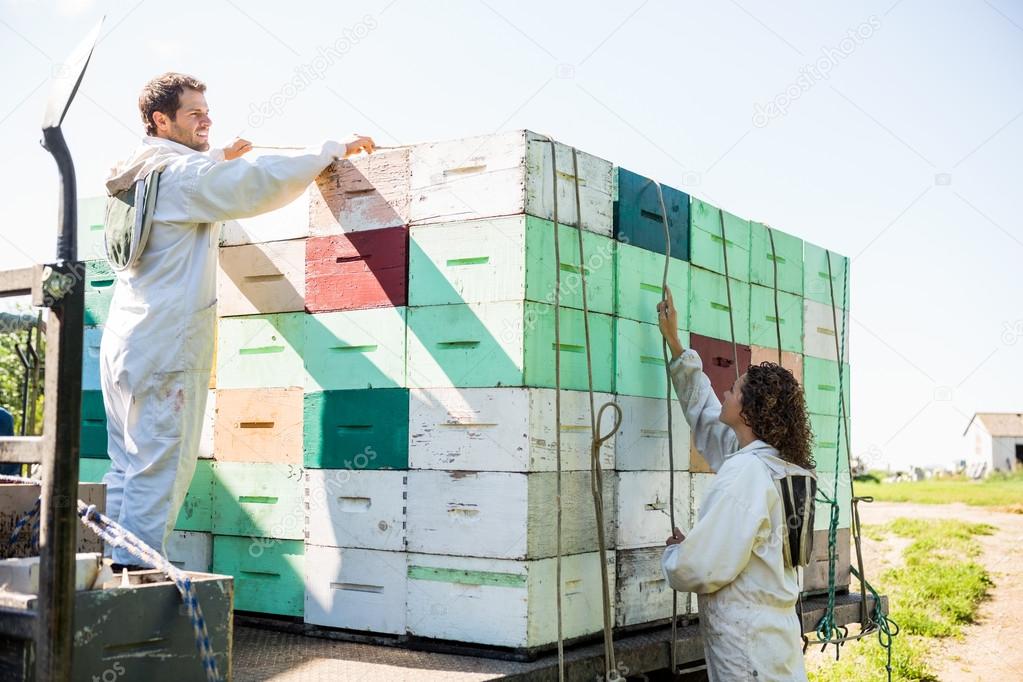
[{"left": 138, "top": 72, "right": 206, "bottom": 136}]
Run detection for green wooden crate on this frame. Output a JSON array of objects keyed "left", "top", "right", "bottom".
[
  {"left": 749, "top": 285, "right": 803, "bottom": 353},
  {"left": 814, "top": 472, "right": 852, "bottom": 530},
  {"left": 304, "top": 308, "right": 407, "bottom": 391},
  {"left": 408, "top": 216, "right": 615, "bottom": 315},
  {"left": 688, "top": 267, "right": 750, "bottom": 345},
  {"left": 803, "top": 357, "right": 851, "bottom": 417},
  {"left": 79, "top": 458, "right": 111, "bottom": 483},
  {"left": 175, "top": 460, "right": 215, "bottom": 532},
  {"left": 615, "top": 241, "right": 690, "bottom": 326},
  {"left": 84, "top": 260, "right": 115, "bottom": 327},
  {"left": 406, "top": 302, "right": 614, "bottom": 392},
  {"left": 689, "top": 198, "right": 750, "bottom": 282},
  {"left": 212, "top": 535, "right": 304, "bottom": 616},
  {"left": 811, "top": 413, "right": 851, "bottom": 473},
  {"left": 803, "top": 242, "right": 849, "bottom": 307},
  {"left": 77, "top": 196, "right": 107, "bottom": 262},
  {"left": 217, "top": 313, "right": 306, "bottom": 389},
  {"left": 80, "top": 390, "right": 107, "bottom": 459},
  {"left": 614, "top": 318, "right": 689, "bottom": 398},
  {"left": 211, "top": 461, "right": 304, "bottom": 539},
  {"left": 304, "top": 389, "right": 409, "bottom": 469},
  {"left": 749, "top": 222, "right": 803, "bottom": 295}
]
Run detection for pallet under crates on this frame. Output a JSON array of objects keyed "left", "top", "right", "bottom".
[{"left": 74, "top": 128, "right": 857, "bottom": 658}]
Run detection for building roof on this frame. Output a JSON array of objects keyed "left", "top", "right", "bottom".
[{"left": 964, "top": 412, "right": 1023, "bottom": 437}]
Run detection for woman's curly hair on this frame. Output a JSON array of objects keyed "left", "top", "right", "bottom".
[{"left": 739, "top": 362, "right": 815, "bottom": 470}]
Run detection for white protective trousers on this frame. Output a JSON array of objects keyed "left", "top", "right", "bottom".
[
  {"left": 101, "top": 136, "right": 344, "bottom": 565},
  {"left": 662, "top": 349, "right": 812, "bottom": 681}
]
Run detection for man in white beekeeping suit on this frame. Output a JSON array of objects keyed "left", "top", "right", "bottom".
[{"left": 101, "top": 72, "right": 374, "bottom": 570}]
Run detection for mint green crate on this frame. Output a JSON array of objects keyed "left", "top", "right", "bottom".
[
  {"left": 212, "top": 462, "right": 304, "bottom": 539},
  {"left": 217, "top": 313, "right": 306, "bottom": 389},
  {"left": 749, "top": 285, "right": 803, "bottom": 353},
  {"left": 749, "top": 222, "right": 803, "bottom": 295},
  {"left": 175, "top": 459, "right": 215, "bottom": 532},
  {"left": 615, "top": 241, "right": 689, "bottom": 326},
  {"left": 803, "top": 357, "right": 851, "bottom": 417},
  {"left": 406, "top": 302, "right": 614, "bottom": 392},
  {"left": 212, "top": 535, "right": 304, "bottom": 616},
  {"left": 304, "top": 389, "right": 409, "bottom": 469},
  {"left": 688, "top": 267, "right": 750, "bottom": 345},
  {"left": 689, "top": 198, "right": 750, "bottom": 282},
  {"left": 79, "top": 458, "right": 111, "bottom": 483},
  {"left": 614, "top": 318, "right": 689, "bottom": 398},
  {"left": 811, "top": 413, "right": 851, "bottom": 473},
  {"left": 77, "top": 196, "right": 107, "bottom": 262},
  {"left": 803, "top": 242, "right": 849, "bottom": 307},
  {"left": 304, "top": 308, "right": 407, "bottom": 391},
  {"left": 84, "top": 260, "right": 115, "bottom": 327},
  {"left": 814, "top": 472, "right": 852, "bottom": 530},
  {"left": 80, "top": 390, "right": 107, "bottom": 458},
  {"left": 408, "top": 216, "right": 615, "bottom": 314}
]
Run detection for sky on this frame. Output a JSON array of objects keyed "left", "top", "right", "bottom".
[{"left": 0, "top": 0, "right": 1020, "bottom": 471}]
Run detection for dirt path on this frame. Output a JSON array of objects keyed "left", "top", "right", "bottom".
[{"left": 856, "top": 502, "right": 1023, "bottom": 681}]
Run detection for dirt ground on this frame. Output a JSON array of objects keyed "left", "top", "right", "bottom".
[{"left": 815, "top": 502, "right": 1023, "bottom": 681}]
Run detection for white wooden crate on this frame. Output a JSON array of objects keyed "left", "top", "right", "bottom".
[
  {"left": 406, "top": 550, "right": 614, "bottom": 648},
  {"left": 165, "top": 530, "right": 212, "bottom": 572},
  {"left": 304, "top": 470, "right": 406, "bottom": 551},
  {"left": 803, "top": 299, "right": 849, "bottom": 362},
  {"left": 615, "top": 471, "right": 691, "bottom": 550},
  {"left": 409, "top": 130, "right": 613, "bottom": 236},
  {"left": 614, "top": 395, "right": 691, "bottom": 471},
  {"left": 219, "top": 199, "right": 308, "bottom": 246},
  {"left": 217, "top": 240, "right": 306, "bottom": 317},
  {"left": 408, "top": 387, "right": 614, "bottom": 472},
  {"left": 615, "top": 546, "right": 692, "bottom": 627},
  {"left": 304, "top": 545, "right": 407, "bottom": 634},
  {"left": 309, "top": 147, "right": 411, "bottom": 234},
  {"left": 406, "top": 470, "right": 615, "bottom": 560}
]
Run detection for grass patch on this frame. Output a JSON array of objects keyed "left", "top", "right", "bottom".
[
  {"left": 855, "top": 472, "right": 1023, "bottom": 509},
  {"left": 809, "top": 518, "right": 993, "bottom": 681}
]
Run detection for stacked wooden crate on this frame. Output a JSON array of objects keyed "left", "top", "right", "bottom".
[{"left": 74, "top": 128, "right": 852, "bottom": 649}]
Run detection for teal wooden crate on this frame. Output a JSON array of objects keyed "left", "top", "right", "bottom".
[
  {"left": 84, "top": 260, "right": 115, "bottom": 327},
  {"left": 749, "top": 222, "right": 803, "bottom": 295},
  {"left": 613, "top": 167, "right": 690, "bottom": 260},
  {"left": 615, "top": 241, "right": 690, "bottom": 326},
  {"left": 79, "top": 458, "right": 111, "bottom": 483},
  {"left": 689, "top": 198, "right": 750, "bottom": 282},
  {"left": 749, "top": 285, "right": 803, "bottom": 353},
  {"left": 406, "top": 302, "right": 614, "bottom": 392},
  {"left": 688, "top": 267, "right": 750, "bottom": 345},
  {"left": 803, "top": 243, "right": 849, "bottom": 307},
  {"left": 212, "top": 535, "right": 304, "bottom": 616},
  {"left": 212, "top": 462, "right": 304, "bottom": 539},
  {"left": 803, "top": 357, "right": 851, "bottom": 417},
  {"left": 80, "top": 390, "right": 107, "bottom": 459},
  {"left": 304, "top": 308, "right": 407, "bottom": 391},
  {"left": 614, "top": 318, "right": 689, "bottom": 398},
  {"left": 304, "top": 389, "right": 409, "bottom": 469},
  {"left": 408, "top": 216, "right": 615, "bottom": 315},
  {"left": 814, "top": 472, "right": 852, "bottom": 530},
  {"left": 810, "top": 413, "right": 851, "bottom": 473},
  {"left": 175, "top": 460, "right": 215, "bottom": 532},
  {"left": 217, "top": 313, "right": 305, "bottom": 389},
  {"left": 77, "top": 196, "right": 106, "bottom": 261}
]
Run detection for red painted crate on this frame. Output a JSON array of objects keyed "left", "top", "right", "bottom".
[
  {"left": 305, "top": 227, "right": 408, "bottom": 313},
  {"left": 688, "top": 333, "right": 752, "bottom": 403}
]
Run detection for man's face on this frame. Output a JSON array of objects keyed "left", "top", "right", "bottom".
[{"left": 155, "top": 88, "right": 212, "bottom": 152}]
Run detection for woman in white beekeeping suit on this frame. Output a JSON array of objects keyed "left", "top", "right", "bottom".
[
  {"left": 656, "top": 287, "right": 817, "bottom": 681},
  {"left": 100, "top": 72, "right": 374, "bottom": 570}
]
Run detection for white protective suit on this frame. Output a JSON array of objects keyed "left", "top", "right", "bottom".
[
  {"left": 662, "top": 349, "right": 812, "bottom": 681},
  {"left": 101, "top": 136, "right": 345, "bottom": 565}
]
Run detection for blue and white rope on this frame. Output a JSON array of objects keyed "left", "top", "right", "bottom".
[
  {"left": 0, "top": 473, "right": 220, "bottom": 681},
  {"left": 4, "top": 496, "right": 40, "bottom": 556}
]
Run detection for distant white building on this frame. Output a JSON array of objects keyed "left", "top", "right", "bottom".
[{"left": 963, "top": 413, "right": 1023, "bottom": 476}]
